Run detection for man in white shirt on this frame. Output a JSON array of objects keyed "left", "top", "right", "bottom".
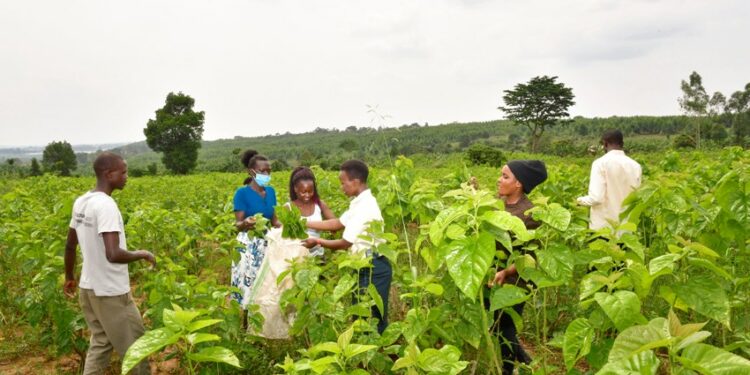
[
  {"left": 303, "top": 160, "right": 391, "bottom": 334},
  {"left": 63, "top": 152, "right": 156, "bottom": 375},
  {"left": 577, "top": 130, "right": 642, "bottom": 230}
]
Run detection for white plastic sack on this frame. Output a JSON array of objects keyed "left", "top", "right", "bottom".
[{"left": 248, "top": 227, "right": 309, "bottom": 339}]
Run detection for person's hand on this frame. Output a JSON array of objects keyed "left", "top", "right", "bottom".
[
  {"left": 301, "top": 238, "right": 318, "bottom": 249},
  {"left": 244, "top": 216, "right": 257, "bottom": 229},
  {"left": 488, "top": 269, "right": 507, "bottom": 287},
  {"left": 469, "top": 176, "right": 479, "bottom": 189},
  {"left": 137, "top": 250, "right": 157, "bottom": 267},
  {"left": 63, "top": 279, "right": 77, "bottom": 298}
]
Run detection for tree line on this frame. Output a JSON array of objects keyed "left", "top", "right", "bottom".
[{"left": 3, "top": 71, "right": 748, "bottom": 177}]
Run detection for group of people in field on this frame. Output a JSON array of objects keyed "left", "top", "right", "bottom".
[{"left": 62, "top": 129, "right": 640, "bottom": 374}]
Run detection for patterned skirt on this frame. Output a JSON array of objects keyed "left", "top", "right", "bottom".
[{"left": 231, "top": 232, "right": 268, "bottom": 309}]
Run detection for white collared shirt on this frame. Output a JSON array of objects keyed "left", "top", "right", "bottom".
[
  {"left": 339, "top": 189, "right": 384, "bottom": 254},
  {"left": 577, "top": 150, "right": 642, "bottom": 230}
]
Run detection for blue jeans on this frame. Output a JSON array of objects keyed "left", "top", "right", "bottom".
[{"left": 355, "top": 255, "right": 392, "bottom": 334}]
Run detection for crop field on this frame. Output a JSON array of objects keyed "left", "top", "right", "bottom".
[{"left": 1, "top": 149, "right": 750, "bottom": 374}]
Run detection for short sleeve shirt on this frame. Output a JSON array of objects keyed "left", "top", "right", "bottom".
[
  {"left": 339, "top": 189, "right": 384, "bottom": 254},
  {"left": 233, "top": 186, "right": 277, "bottom": 219},
  {"left": 69, "top": 191, "right": 130, "bottom": 296}
]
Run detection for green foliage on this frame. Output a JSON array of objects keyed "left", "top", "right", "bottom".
[
  {"left": 122, "top": 305, "right": 241, "bottom": 375},
  {"left": 144, "top": 92, "right": 205, "bottom": 174},
  {"left": 42, "top": 140, "right": 77, "bottom": 176},
  {"left": 3, "top": 150, "right": 750, "bottom": 374},
  {"left": 249, "top": 213, "right": 269, "bottom": 238},
  {"left": 31, "top": 158, "right": 42, "bottom": 176},
  {"left": 465, "top": 143, "right": 504, "bottom": 167},
  {"left": 278, "top": 204, "right": 308, "bottom": 239},
  {"left": 499, "top": 75, "right": 576, "bottom": 152}
]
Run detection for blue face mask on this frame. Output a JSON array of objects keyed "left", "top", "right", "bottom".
[{"left": 254, "top": 172, "right": 271, "bottom": 187}]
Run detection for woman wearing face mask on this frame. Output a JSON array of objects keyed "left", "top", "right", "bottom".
[
  {"left": 231, "top": 150, "right": 280, "bottom": 315},
  {"left": 285, "top": 167, "right": 336, "bottom": 256}
]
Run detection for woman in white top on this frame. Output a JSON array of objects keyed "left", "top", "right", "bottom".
[{"left": 287, "top": 167, "right": 336, "bottom": 255}]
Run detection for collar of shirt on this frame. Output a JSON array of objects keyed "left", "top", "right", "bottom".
[{"left": 350, "top": 188, "right": 373, "bottom": 206}]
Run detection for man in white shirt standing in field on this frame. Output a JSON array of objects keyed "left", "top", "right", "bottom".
[
  {"left": 577, "top": 130, "right": 642, "bottom": 230},
  {"left": 302, "top": 160, "right": 391, "bottom": 334},
  {"left": 63, "top": 152, "right": 156, "bottom": 375}
]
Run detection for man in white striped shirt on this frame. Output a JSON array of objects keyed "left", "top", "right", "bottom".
[{"left": 577, "top": 130, "right": 642, "bottom": 230}]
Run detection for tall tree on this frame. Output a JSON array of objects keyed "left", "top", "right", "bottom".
[
  {"left": 499, "top": 75, "right": 575, "bottom": 153},
  {"left": 678, "top": 71, "right": 710, "bottom": 149},
  {"left": 727, "top": 83, "right": 750, "bottom": 147},
  {"left": 42, "top": 141, "right": 77, "bottom": 176},
  {"left": 144, "top": 92, "right": 205, "bottom": 174},
  {"left": 30, "top": 157, "right": 42, "bottom": 176}
]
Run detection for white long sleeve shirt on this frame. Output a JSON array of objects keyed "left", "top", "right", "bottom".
[{"left": 577, "top": 150, "right": 642, "bottom": 230}]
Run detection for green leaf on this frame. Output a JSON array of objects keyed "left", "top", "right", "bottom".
[
  {"left": 532, "top": 203, "right": 571, "bottom": 231},
  {"left": 186, "top": 319, "right": 222, "bottom": 333},
  {"left": 678, "top": 343, "right": 750, "bottom": 374},
  {"left": 445, "top": 232, "right": 496, "bottom": 299},
  {"left": 338, "top": 326, "right": 354, "bottom": 349},
  {"left": 122, "top": 328, "right": 181, "bottom": 374},
  {"left": 580, "top": 272, "right": 609, "bottom": 301},
  {"left": 687, "top": 257, "right": 733, "bottom": 281},
  {"left": 537, "top": 244, "right": 575, "bottom": 285},
  {"left": 417, "top": 345, "right": 469, "bottom": 375},
  {"left": 310, "top": 342, "right": 342, "bottom": 355},
  {"left": 607, "top": 318, "right": 670, "bottom": 363},
  {"left": 187, "top": 346, "right": 242, "bottom": 368},
  {"left": 597, "top": 350, "right": 660, "bottom": 375},
  {"left": 595, "top": 291, "right": 648, "bottom": 332},
  {"left": 648, "top": 253, "right": 680, "bottom": 275},
  {"left": 424, "top": 283, "right": 444, "bottom": 296},
  {"left": 333, "top": 273, "right": 357, "bottom": 303},
  {"left": 429, "top": 206, "right": 466, "bottom": 245},
  {"left": 564, "top": 318, "right": 595, "bottom": 370},
  {"left": 294, "top": 267, "right": 321, "bottom": 292},
  {"left": 479, "top": 210, "right": 531, "bottom": 241},
  {"left": 673, "top": 275, "right": 731, "bottom": 329},
  {"left": 445, "top": 224, "right": 466, "bottom": 240},
  {"left": 368, "top": 283, "right": 384, "bottom": 318},
  {"left": 343, "top": 343, "right": 378, "bottom": 359},
  {"left": 309, "top": 356, "right": 337, "bottom": 374},
  {"left": 186, "top": 332, "right": 220, "bottom": 345},
  {"left": 489, "top": 285, "right": 529, "bottom": 312},
  {"left": 163, "top": 308, "right": 201, "bottom": 332}
]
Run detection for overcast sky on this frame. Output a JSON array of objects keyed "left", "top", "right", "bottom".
[{"left": 1, "top": 0, "right": 748, "bottom": 146}]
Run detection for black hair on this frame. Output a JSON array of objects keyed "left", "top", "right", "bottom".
[
  {"left": 602, "top": 130, "right": 624, "bottom": 147},
  {"left": 93, "top": 152, "right": 124, "bottom": 178},
  {"left": 289, "top": 166, "right": 321, "bottom": 205},
  {"left": 340, "top": 160, "right": 368, "bottom": 183},
  {"left": 240, "top": 149, "right": 268, "bottom": 169},
  {"left": 240, "top": 149, "right": 269, "bottom": 184}
]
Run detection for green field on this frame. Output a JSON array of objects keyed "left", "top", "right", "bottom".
[{"left": 2, "top": 148, "right": 749, "bottom": 374}]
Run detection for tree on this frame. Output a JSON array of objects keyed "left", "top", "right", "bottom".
[
  {"left": 339, "top": 139, "right": 358, "bottom": 152},
  {"left": 727, "top": 83, "right": 750, "bottom": 147},
  {"left": 678, "top": 72, "right": 709, "bottom": 149},
  {"left": 465, "top": 143, "right": 504, "bottom": 167},
  {"left": 499, "top": 75, "right": 575, "bottom": 153},
  {"left": 144, "top": 92, "right": 205, "bottom": 174},
  {"left": 42, "top": 141, "right": 77, "bottom": 176},
  {"left": 30, "top": 158, "right": 42, "bottom": 176}
]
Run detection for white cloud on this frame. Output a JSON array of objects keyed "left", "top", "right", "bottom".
[{"left": 0, "top": 0, "right": 748, "bottom": 146}]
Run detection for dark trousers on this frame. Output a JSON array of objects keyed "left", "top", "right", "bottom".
[
  {"left": 496, "top": 302, "right": 530, "bottom": 375},
  {"left": 355, "top": 255, "right": 392, "bottom": 334}
]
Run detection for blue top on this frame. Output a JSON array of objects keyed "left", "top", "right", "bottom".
[{"left": 233, "top": 186, "right": 276, "bottom": 219}]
